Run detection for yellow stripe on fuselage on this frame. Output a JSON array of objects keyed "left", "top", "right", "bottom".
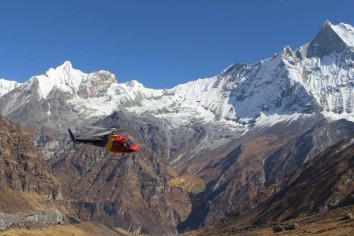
[{"left": 104, "top": 135, "right": 114, "bottom": 151}]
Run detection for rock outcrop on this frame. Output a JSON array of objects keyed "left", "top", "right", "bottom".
[{"left": 0, "top": 115, "right": 67, "bottom": 231}]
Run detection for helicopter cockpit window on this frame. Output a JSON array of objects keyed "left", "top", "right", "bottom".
[{"left": 125, "top": 141, "right": 134, "bottom": 147}]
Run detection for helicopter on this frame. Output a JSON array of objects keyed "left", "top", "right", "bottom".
[{"left": 68, "top": 127, "right": 139, "bottom": 153}]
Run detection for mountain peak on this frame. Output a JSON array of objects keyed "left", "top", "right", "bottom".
[
  {"left": 280, "top": 45, "right": 294, "bottom": 58},
  {"left": 324, "top": 20, "right": 332, "bottom": 27},
  {"left": 49, "top": 61, "right": 75, "bottom": 75},
  {"left": 58, "top": 60, "right": 73, "bottom": 69},
  {"left": 31, "top": 61, "right": 87, "bottom": 99},
  {"left": 301, "top": 21, "right": 354, "bottom": 58}
]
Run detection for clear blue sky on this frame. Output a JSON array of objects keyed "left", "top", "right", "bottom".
[{"left": 0, "top": 0, "right": 353, "bottom": 89}]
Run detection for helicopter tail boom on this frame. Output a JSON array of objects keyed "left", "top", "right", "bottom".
[
  {"left": 68, "top": 128, "right": 76, "bottom": 142},
  {"left": 67, "top": 128, "right": 107, "bottom": 148}
]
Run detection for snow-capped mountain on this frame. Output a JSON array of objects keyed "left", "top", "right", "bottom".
[
  {"left": 300, "top": 20, "right": 354, "bottom": 58},
  {"left": 0, "top": 21, "right": 353, "bottom": 160},
  {"left": 0, "top": 78, "right": 21, "bottom": 97},
  {"left": 1, "top": 21, "right": 353, "bottom": 131},
  {"left": 126, "top": 21, "right": 354, "bottom": 125},
  {"left": 0, "top": 61, "right": 167, "bottom": 159},
  {"left": 0, "top": 61, "right": 164, "bottom": 118},
  {"left": 108, "top": 21, "right": 353, "bottom": 130}
]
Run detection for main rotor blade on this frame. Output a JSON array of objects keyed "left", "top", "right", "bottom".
[
  {"left": 84, "top": 125, "right": 108, "bottom": 131},
  {"left": 85, "top": 126, "right": 118, "bottom": 133},
  {"left": 90, "top": 130, "right": 113, "bottom": 137}
]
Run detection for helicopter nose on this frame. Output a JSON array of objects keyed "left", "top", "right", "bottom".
[{"left": 129, "top": 146, "right": 139, "bottom": 152}]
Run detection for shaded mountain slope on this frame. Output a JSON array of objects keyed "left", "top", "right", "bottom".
[
  {"left": 264, "top": 119, "right": 354, "bottom": 186},
  {"left": 188, "top": 134, "right": 354, "bottom": 236},
  {"left": 254, "top": 135, "right": 354, "bottom": 223},
  {"left": 177, "top": 119, "right": 354, "bottom": 232}
]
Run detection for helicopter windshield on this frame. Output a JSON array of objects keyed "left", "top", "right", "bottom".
[{"left": 125, "top": 141, "right": 134, "bottom": 147}]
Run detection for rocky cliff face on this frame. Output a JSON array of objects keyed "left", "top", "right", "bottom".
[
  {"left": 0, "top": 115, "right": 59, "bottom": 199},
  {"left": 0, "top": 115, "right": 67, "bottom": 231}
]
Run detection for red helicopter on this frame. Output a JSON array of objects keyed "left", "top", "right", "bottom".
[{"left": 68, "top": 127, "right": 139, "bottom": 153}]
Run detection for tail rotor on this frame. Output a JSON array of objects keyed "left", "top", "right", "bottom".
[{"left": 68, "top": 128, "right": 77, "bottom": 148}]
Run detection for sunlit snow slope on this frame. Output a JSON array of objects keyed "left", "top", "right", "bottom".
[{"left": 0, "top": 78, "right": 21, "bottom": 97}]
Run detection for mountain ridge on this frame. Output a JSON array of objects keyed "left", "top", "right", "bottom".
[{"left": 0, "top": 21, "right": 353, "bottom": 128}]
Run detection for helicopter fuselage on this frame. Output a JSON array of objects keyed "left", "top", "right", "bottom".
[
  {"left": 68, "top": 129, "right": 139, "bottom": 153},
  {"left": 105, "top": 134, "right": 139, "bottom": 153}
]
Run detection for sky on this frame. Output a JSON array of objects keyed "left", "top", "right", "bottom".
[{"left": 0, "top": 0, "right": 353, "bottom": 89}]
